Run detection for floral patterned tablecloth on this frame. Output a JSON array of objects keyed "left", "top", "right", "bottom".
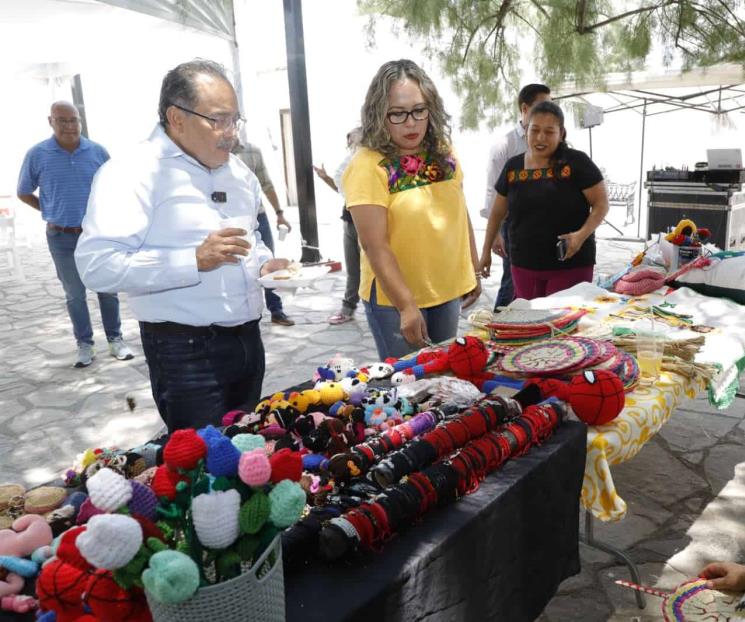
[{"left": 508, "top": 281, "right": 745, "bottom": 522}]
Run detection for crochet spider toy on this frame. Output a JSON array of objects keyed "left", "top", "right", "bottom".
[
  {"left": 389, "top": 336, "right": 507, "bottom": 392},
  {"left": 527, "top": 369, "right": 625, "bottom": 425}
]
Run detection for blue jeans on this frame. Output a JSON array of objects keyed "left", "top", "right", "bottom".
[
  {"left": 363, "top": 281, "right": 462, "bottom": 360},
  {"left": 140, "top": 321, "right": 265, "bottom": 432},
  {"left": 46, "top": 228, "right": 121, "bottom": 346},
  {"left": 494, "top": 221, "right": 514, "bottom": 310},
  {"left": 256, "top": 212, "right": 283, "bottom": 315}
]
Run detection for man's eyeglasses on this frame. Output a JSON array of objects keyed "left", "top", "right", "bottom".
[
  {"left": 170, "top": 103, "right": 245, "bottom": 132},
  {"left": 386, "top": 106, "right": 429, "bottom": 125}
]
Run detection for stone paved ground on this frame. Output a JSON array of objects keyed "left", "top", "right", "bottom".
[{"left": 1, "top": 201, "right": 743, "bottom": 621}]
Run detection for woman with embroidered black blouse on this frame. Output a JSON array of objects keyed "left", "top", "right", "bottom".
[{"left": 479, "top": 101, "right": 609, "bottom": 300}]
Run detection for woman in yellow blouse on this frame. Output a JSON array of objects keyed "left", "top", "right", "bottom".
[{"left": 342, "top": 59, "right": 480, "bottom": 360}]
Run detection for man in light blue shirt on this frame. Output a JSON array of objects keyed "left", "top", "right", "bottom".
[
  {"left": 17, "top": 101, "right": 134, "bottom": 367},
  {"left": 75, "top": 60, "right": 289, "bottom": 432}
]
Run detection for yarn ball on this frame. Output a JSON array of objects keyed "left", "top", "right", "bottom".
[
  {"left": 566, "top": 370, "right": 625, "bottom": 425},
  {"left": 163, "top": 429, "right": 207, "bottom": 471},
  {"left": 191, "top": 490, "right": 241, "bottom": 550},
  {"left": 231, "top": 433, "right": 265, "bottom": 453},
  {"left": 84, "top": 570, "right": 152, "bottom": 622},
  {"left": 142, "top": 550, "right": 200, "bottom": 604},
  {"left": 86, "top": 468, "right": 133, "bottom": 513},
  {"left": 269, "top": 448, "right": 303, "bottom": 484},
  {"left": 36, "top": 558, "right": 89, "bottom": 621},
  {"left": 75, "top": 497, "right": 105, "bottom": 525},
  {"left": 205, "top": 434, "right": 242, "bottom": 477},
  {"left": 238, "top": 449, "right": 272, "bottom": 487},
  {"left": 268, "top": 480, "right": 306, "bottom": 528},
  {"left": 54, "top": 526, "right": 89, "bottom": 571},
  {"left": 239, "top": 491, "right": 270, "bottom": 535},
  {"left": 150, "top": 465, "right": 186, "bottom": 502},
  {"left": 448, "top": 336, "right": 489, "bottom": 378},
  {"left": 76, "top": 514, "right": 143, "bottom": 570}
]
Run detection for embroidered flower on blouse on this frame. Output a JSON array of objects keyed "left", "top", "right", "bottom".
[
  {"left": 560, "top": 165, "right": 572, "bottom": 178},
  {"left": 507, "top": 170, "right": 516, "bottom": 183},
  {"left": 532, "top": 169, "right": 543, "bottom": 180},
  {"left": 518, "top": 170, "right": 529, "bottom": 181},
  {"left": 380, "top": 152, "right": 456, "bottom": 193}
]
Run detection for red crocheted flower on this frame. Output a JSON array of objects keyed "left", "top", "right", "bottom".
[{"left": 163, "top": 429, "right": 207, "bottom": 470}]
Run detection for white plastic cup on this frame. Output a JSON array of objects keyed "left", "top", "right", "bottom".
[
  {"left": 636, "top": 329, "right": 663, "bottom": 382},
  {"left": 220, "top": 216, "right": 252, "bottom": 241},
  {"left": 277, "top": 224, "right": 289, "bottom": 241}
]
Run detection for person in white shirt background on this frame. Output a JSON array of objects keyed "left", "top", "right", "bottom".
[
  {"left": 75, "top": 60, "right": 289, "bottom": 432},
  {"left": 313, "top": 127, "right": 362, "bottom": 325},
  {"left": 483, "top": 83, "right": 551, "bottom": 309}
]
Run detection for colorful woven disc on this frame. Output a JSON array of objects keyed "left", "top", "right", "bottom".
[{"left": 500, "top": 338, "right": 589, "bottom": 375}]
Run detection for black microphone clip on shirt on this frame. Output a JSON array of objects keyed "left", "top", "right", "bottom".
[{"left": 211, "top": 191, "right": 227, "bottom": 203}]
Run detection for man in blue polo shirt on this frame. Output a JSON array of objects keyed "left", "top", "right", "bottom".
[{"left": 17, "top": 101, "right": 134, "bottom": 367}]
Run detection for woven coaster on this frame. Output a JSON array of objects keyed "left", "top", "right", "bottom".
[
  {"left": 663, "top": 578, "right": 742, "bottom": 621},
  {"left": 501, "top": 338, "right": 588, "bottom": 375},
  {"left": 0, "top": 483, "right": 25, "bottom": 513},
  {"left": 24, "top": 486, "right": 67, "bottom": 514},
  {"left": 489, "top": 308, "right": 564, "bottom": 325}
]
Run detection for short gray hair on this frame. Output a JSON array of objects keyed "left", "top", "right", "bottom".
[{"left": 158, "top": 59, "right": 231, "bottom": 127}]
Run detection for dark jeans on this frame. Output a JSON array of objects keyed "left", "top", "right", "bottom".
[
  {"left": 494, "top": 222, "right": 514, "bottom": 310},
  {"left": 140, "top": 321, "right": 265, "bottom": 432},
  {"left": 342, "top": 219, "right": 360, "bottom": 314},
  {"left": 46, "top": 228, "right": 121, "bottom": 345},
  {"left": 256, "top": 212, "right": 283, "bottom": 315}
]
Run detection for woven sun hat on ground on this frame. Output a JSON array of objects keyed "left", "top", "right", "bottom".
[
  {"left": 24, "top": 486, "right": 67, "bottom": 515},
  {"left": 0, "top": 483, "right": 25, "bottom": 513}
]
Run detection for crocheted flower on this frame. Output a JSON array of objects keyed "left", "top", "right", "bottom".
[
  {"left": 269, "top": 448, "right": 303, "bottom": 484},
  {"left": 85, "top": 468, "right": 132, "bottom": 512},
  {"left": 231, "top": 433, "right": 265, "bottom": 453},
  {"left": 76, "top": 514, "right": 143, "bottom": 570},
  {"left": 268, "top": 480, "right": 306, "bottom": 528},
  {"left": 151, "top": 465, "right": 186, "bottom": 502},
  {"left": 238, "top": 449, "right": 271, "bottom": 487},
  {"left": 142, "top": 550, "right": 200, "bottom": 604},
  {"left": 191, "top": 490, "right": 240, "bottom": 550},
  {"left": 163, "top": 429, "right": 207, "bottom": 471},
  {"left": 127, "top": 480, "right": 158, "bottom": 521},
  {"left": 205, "top": 435, "right": 241, "bottom": 478}
]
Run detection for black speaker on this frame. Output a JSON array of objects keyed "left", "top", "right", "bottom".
[{"left": 647, "top": 202, "right": 745, "bottom": 250}]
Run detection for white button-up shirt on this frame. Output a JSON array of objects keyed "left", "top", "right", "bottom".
[
  {"left": 482, "top": 122, "right": 528, "bottom": 218},
  {"left": 75, "top": 125, "right": 272, "bottom": 326}
]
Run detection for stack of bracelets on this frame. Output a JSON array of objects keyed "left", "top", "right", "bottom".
[
  {"left": 369, "top": 394, "right": 524, "bottom": 488},
  {"left": 324, "top": 404, "right": 459, "bottom": 482},
  {"left": 318, "top": 401, "right": 566, "bottom": 560}
]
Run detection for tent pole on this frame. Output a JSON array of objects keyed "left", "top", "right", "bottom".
[
  {"left": 588, "top": 126, "right": 593, "bottom": 158},
  {"left": 636, "top": 99, "right": 647, "bottom": 239}
]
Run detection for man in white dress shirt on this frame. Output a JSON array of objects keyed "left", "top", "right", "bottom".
[
  {"left": 483, "top": 83, "right": 551, "bottom": 309},
  {"left": 76, "top": 60, "right": 289, "bottom": 432}
]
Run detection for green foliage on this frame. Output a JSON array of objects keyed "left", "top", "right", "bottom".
[{"left": 359, "top": 0, "right": 745, "bottom": 128}]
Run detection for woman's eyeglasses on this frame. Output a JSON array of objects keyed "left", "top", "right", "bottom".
[{"left": 386, "top": 107, "right": 429, "bottom": 125}]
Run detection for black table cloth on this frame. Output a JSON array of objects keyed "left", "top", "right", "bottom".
[{"left": 284, "top": 420, "right": 586, "bottom": 622}]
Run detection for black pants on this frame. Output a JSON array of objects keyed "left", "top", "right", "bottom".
[{"left": 140, "top": 320, "right": 265, "bottom": 432}]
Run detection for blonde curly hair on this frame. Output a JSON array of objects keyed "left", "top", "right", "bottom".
[{"left": 360, "top": 59, "right": 452, "bottom": 167}]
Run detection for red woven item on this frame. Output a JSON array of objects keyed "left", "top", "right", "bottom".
[
  {"left": 36, "top": 558, "right": 89, "bottom": 622},
  {"left": 162, "top": 429, "right": 207, "bottom": 470},
  {"left": 269, "top": 448, "right": 303, "bottom": 483},
  {"left": 85, "top": 570, "right": 152, "bottom": 622},
  {"left": 150, "top": 465, "right": 186, "bottom": 501}
]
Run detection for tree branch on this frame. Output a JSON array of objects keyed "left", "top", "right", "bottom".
[
  {"left": 462, "top": 1, "right": 512, "bottom": 63},
  {"left": 576, "top": 0, "right": 678, "bottom": 34}
]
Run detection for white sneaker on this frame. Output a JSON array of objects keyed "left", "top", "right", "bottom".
[
  {"left": 108, "top": 338, "right": 134, "bottom": 361},
  {"left": 75, "top": 343, "right": 95, "bottom": 368}
]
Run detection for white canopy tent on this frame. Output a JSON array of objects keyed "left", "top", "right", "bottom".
[{"left": 555, "top": 63, "right": 745, "bottom": 239}]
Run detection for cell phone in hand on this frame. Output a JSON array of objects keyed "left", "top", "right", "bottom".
[{"left": 556, "top": 239, "right": 568, "bottom": 261}]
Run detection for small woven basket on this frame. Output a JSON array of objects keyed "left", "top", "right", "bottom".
[{"left": 146, "top": 535, "right": 284, "bottom": 622}]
